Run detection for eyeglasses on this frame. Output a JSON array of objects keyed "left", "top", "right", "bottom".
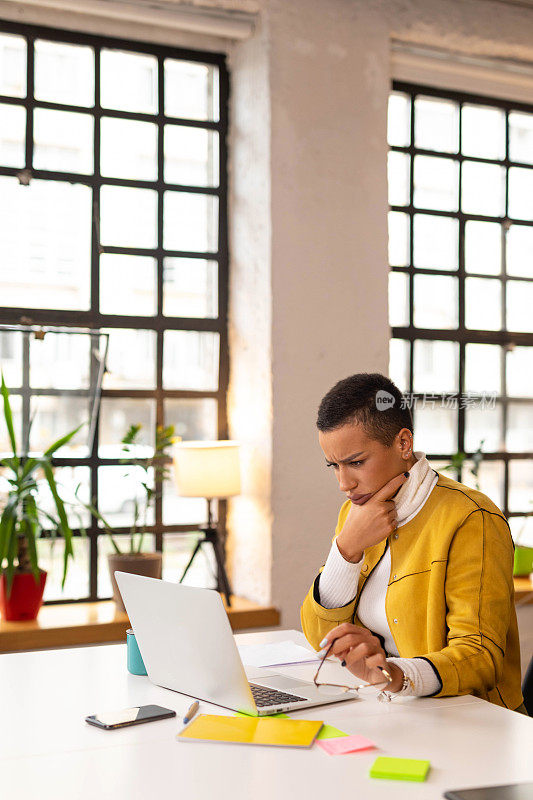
[{"left": 313, "top": 641, "right": 394, "bottom": 701}]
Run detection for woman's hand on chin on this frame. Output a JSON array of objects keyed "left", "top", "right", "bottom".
[{"left": 336, "top": 472, "right": 408, "bottom": 563}]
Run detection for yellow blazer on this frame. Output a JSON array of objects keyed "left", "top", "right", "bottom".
[{"left": 301, "top": 473, "right": 523, "bottom": 710}]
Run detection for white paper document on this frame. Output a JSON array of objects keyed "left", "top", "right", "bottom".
[{"left": 237, "top": 640, "right": 321, "bottom": 668}]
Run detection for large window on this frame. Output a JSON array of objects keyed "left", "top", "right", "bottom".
[
  {"left": 0, "top": 21, "right": 229, "bottom": 602},
  {"left": 388, "top": 82, "right": 533, "bottom": 540}
]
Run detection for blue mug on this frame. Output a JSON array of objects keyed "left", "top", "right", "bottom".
[{"left": 126, "top": 628, "right": 148, "bottom": 676}]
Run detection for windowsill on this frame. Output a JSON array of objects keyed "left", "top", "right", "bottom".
[
  {"left": 514, "top": 576, "right": 533, "bottom": 605},
  {"left": 0, "top": 596, "right": 280, "bottom": 654}
]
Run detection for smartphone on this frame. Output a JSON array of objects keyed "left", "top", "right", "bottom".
[{"left": 85, "top": 704, "right": 176, "bottom": 730}]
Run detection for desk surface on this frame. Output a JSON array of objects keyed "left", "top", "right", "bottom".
[{"left": 1, "top": 629, "right": 532, "bottom": 800}]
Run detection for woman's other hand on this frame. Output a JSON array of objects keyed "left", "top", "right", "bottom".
[{"left": 319, "top": 623, "right": 404, "bottom": 691}]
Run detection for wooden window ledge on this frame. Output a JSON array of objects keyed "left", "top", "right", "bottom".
[
  {"left": 0, "top": 596, "right": 280, "bottom": 654},
  {"left": 514, "top": 576, "right": 533, "bottom": 605}
]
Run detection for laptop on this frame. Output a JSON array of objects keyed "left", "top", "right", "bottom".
[{"left": 114, "top": 571, "right": 358, "bottom": 716}]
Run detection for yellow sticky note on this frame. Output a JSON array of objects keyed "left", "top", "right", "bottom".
[{"left": 177, "top": 714, "right": 322, "bottom": 748}]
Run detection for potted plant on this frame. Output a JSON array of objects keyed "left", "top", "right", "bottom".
[
  {"left": 0, "top": 375, "right": 82, "bottom": 621},
  {"left": 84, "top": 423, "right": 175, "bottom": 612}
]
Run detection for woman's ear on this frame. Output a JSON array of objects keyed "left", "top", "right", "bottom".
[{"left": 397, "top": 428, "right": 413, "bottom": 460}]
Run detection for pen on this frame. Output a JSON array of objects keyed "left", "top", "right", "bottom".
[{"left": 183, "top": 700, "right": 199, "bottom": 724}]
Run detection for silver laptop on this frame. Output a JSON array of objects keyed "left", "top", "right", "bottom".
[{"left": 115, "top": 571, "right": 357, "bottom": 716}]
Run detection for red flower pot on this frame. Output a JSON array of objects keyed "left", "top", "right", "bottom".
[{"left": 0, "top": 571, "right": 47, "bottom": 621}]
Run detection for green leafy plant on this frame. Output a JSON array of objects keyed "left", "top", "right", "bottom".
[
  {"left": 82, "top": 423, "right": 175, "bottom": 555},
  {"left": 442, "top": 439, "right": 485, "bottom": 490},
  {"left": 0, "top": 374, "right": 83, "bottom": 597}
]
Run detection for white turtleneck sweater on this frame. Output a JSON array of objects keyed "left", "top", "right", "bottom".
[{"left": 318, "top": 452, "right": 440, "bottom": 696}]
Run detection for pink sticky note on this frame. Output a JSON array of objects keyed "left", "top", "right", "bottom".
[{"left": 317, "top": 734, "right": 376, "bottom": 755}]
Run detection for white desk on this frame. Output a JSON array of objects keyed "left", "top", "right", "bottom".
[{"left": 1, "top": 628, "right": 532, "bottom": 799}]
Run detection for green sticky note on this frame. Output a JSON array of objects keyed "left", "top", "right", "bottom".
[
  {"left": 316, "top": 724, "right": 348, "bottom": 740},
  {"left": 369, "top": 756, "right": 430, "bottom": 782},
  {"left": 236, "top": 712, "right": 288, "bottom": 719}
]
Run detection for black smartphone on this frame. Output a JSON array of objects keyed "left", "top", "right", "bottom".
[{"left": 85, "top": 704, "right": 176, "bottom": 730}]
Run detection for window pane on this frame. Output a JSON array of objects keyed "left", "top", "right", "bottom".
[
  {"left": 98, "top": 465, "right": 154, "bottom": 529},
  {"left": 163, "top": 191, "right": 218, "bottom": 252},
  {"left": 507, "top": 403, "right": 533, "bottom": 452},
  {"left": 100, "top": 185, "right": 157, "bottom": 248},
  {"left": 30, "top": 332, "right": 90, "bottom": 390},
  {"left": 509, "top": 516, "right": 533, "bottom": 546},
  {"left": 34, "top": 39, "right": 94, "bottom": 107},
  {"left": 164, "top": 59, "right": 219, "bottom": 122},
  {"left": 413, "top": 214, "right": 458, "bottom": 270},
  {"left": 388, "top": 151, "right": 410, "bottom": 206},
  {"left": 414, "top": 406, "right": 457, "bottom": 454},
  {"left": 465, "top": 405, "right": 503, "bottom": 452},
  {"left": 163, "top": 330, "right": 219, "bottom": 390},
  {"left": 465, "top": 221, "right": 502, "bottom": 275},
  {"left": 413, "top": 340, "right": 459, "bottom": 393},
  {"left": 100, "top": 254, "right": 156, "bottom": 316},
  {"left": 414, "top": 96, "right": 458, "bottom": 153},
  {"left": 102, "top": 329, "right": 156, "bottom": 389},
  {"left": 99, "top": 398, "right": 156, "bottom": 458},
  {"left": 0, "top": 177, "right": 91, "bottom": 310},
  {"left": 463, "top": 460, "right": 504, "bottom": 509},
  {"left": 33, "top": 108, "right": 93, "bottom": 174},
  {"left": 165, "top": 125, "right": 218, "bottom": 187},
  {"left": 506, "top": 346, "right": 533, "bottom": 397},
  {"left": 36, "top": 466, "right": 90, "bottom": 528},
  {"left": 29, "top": 396, "right": 90, "bottom": 457},
  {"left": 461, "top": 104, "right": 505, "bottom": 160},
  {"left": 414, "top": 275, "right": 458, "bottom": 329},
  {"left": 0, "top": 33, "right": 26, "bottom": 97},
  {"left": 413, "top": 155, "right": 458, "bottom": 211},
  {"left": 509, "top": 459, "right": 533, "bottom": 512},
  {"left": 0, "top": 393, "right": 21, "bottom": 455},
  {"left": 465, "top": 277, "right": 502, "bottom": 331},
  {"left": 0, "top": 330, "right": 22, "bottom": 387},
  {"left": 465, "top": 343, "right": 502, "bottom": 394},
  {"left": 389, "top": 338, "right": 410, "bottom": 393},
  {"left": 39, "top": 537, "right": 89, "bottom": 601},
  {"left": 506, "top": 224, "right": 533, "bottom": 277},
  {"left": 163, "top": 258, "right": 218, "bottom": 318},
  {"left": 388, "top": 92, "right": 410, "bottom": 147},
  {"left": 388, "top": 211, "right": 410, "bottom": 267},
  {"left": 388, "top": 272, "right": 409, "bottom": 327},
  {"left": 507, "top": 280, "right": 533, "bottom": 333},
  {"left": 100, "top": 49, "right": 157, "bottom": 114},
  {"left": 164, "top": 398, "right": 218, "bottom": 441},
  {"left": 163, "top": 485, "right": 209, "bottom": 527},
  {"left": 509, "top": 167, "right": 533, "bottom": 221},
  {"left": 161, "top": 533, "right": 214, "bottom": 588},
  {"left": 461, "top": 161, "right": 505, "bottom": 216},
  {"left": 509, "top": 111, "right": 533, "bottom": 165},
  {"left": 100, "top": 117, "right": 157, "bottom": 181},
  {"left": 0, "top": 103, "right": 25, "bottom": 167}
]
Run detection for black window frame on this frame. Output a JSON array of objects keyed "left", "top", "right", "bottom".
[
  {"left": 389, "top": 80, "right": 533, "bottom": 525},
  {"left": 0, "top": 19, "right": 230, "bottom": 603}
]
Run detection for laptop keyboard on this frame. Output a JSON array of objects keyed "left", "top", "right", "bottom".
[{"left": 249, "top": 683, "right": 308, "bottom": 708}]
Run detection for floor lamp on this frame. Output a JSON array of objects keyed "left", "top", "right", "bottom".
[{"left": 173, "top": 441, "right": 241, "bottom": 607}]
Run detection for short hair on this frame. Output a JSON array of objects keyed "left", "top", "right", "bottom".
[{"left": 317, "top": 373, "right": 413, "bottom": 446}]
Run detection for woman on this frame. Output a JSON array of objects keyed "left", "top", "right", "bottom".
[{"left": 301, "top": 373, "right": 525, "bottom": 713}]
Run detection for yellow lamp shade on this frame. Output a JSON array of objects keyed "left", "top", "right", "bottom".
[{"left": 173, "top": 441, "right": 241, "bottom": 498}]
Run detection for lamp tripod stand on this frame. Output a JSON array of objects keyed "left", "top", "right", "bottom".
[{"left": 179, "top": 499, "right": 233, "bottom": 607}]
